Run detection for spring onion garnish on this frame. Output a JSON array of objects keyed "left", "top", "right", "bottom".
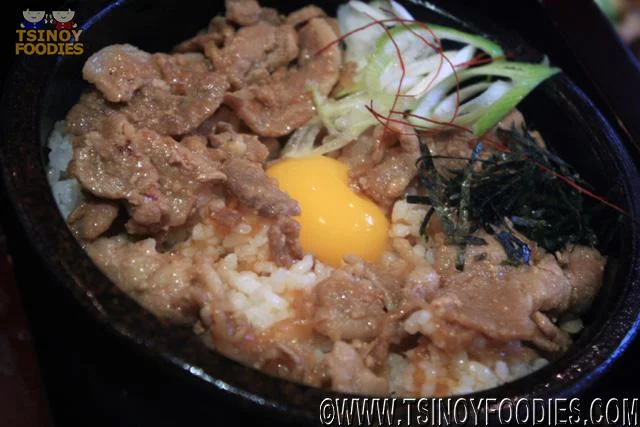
[
  {"left": 409, "top": 61, "right": 561, "bottom": 136},
  {"left": 595, "top": 0, "right": 623, "bottom": 23},
  {"left": 283, "top": 0, "right": 560, "bottom": 158}
]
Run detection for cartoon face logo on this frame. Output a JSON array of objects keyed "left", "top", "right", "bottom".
[
  {"left": 51, "top": 9, "right": 78, "bottom": 30},
  {"left": 52, "top": 9, "right": 75, "bottom": 23},
  {"left": 15, "top": 7, "right": 85, "bottom": 56},
  {"left": 20, "top": 9, "right": 46, "bottom": 29},
  {"left": 22, "top": 9, "right": 45, "bottom": 23}
]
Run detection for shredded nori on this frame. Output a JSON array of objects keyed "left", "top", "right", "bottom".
[
  {"left": 494, "top": 230, "right": 532, "bottom": 265},
  {"left": 409, "top": 125, "right": 605, "bottom": 270}
]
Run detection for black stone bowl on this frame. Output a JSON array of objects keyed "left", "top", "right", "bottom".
[{"left": 2, "top": 0, "right": 640, "bottom": 424}]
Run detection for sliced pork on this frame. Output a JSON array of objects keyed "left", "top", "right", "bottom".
[
  {"left": 357, "top": 124, "right": 420, "bottom": 207},
  {"left": 325, "top": 341, "right": 388, "bottom": 395},
  {"left": 70, "top": 48, "right": 230, "bottom": 137},
  {"left": 208, "top": 131, "right": 270, "bottom": 163},
  {"left": 67, "top": 199, "right": 119, "bottom": 240},
  {"left": 225, "top": 0, "right": 262, "bottom": 26},
  {"left": 286, "top": 5, "right": 326, "bottom": 27},
  {"left": 428, "top": 234, "right": 606, "bottom": 351},
  {"left": 224, "top": 17, "right": 342, "bottom": 137},
  {"left": 222, "top": 157, "right": 299, "bottom": 217},
  {"left": 82, "top": 44, "right": 160, "bottom": 103},
  {"left": 86, "top": 236, "right": 204, "bottom": 323},
  {"left": 206, "top": 23, "right": 299, "bottom": 89},
  {"left": 313, "top": 269, "right": 387, "bottom": 341},
  {"left": 268, "top": 216, "right": 304, "bottom": 267},
  {"left": 69, "top": 115, "right": 226, "bottom": 234}
]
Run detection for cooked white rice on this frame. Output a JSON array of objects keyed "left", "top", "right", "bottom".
[{"left": 46, "top": 121, "right": 85, "bottom": 219}]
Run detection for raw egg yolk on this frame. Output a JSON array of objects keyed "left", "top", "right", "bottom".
[{"left": 266, "top": 156, "right": 389, "bottom": 267}]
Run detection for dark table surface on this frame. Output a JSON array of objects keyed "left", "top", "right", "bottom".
[
  {"left": 0, "top": 225, "right": 54, "bottom": 427},
  {"left": 2, "top": 1, "right": 640, "bottom": 426}
]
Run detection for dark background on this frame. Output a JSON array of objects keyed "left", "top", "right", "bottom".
[{"left": 1, "top": 1, "right": 640, "bottom": 426}]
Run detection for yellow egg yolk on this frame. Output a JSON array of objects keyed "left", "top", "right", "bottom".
[{"left": 266, "top": 156, "right": 389, "bottom": 267}]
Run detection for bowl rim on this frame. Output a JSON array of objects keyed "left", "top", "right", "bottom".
[{"left": 2, "top": 0, "right": 640, "bottom": 421}]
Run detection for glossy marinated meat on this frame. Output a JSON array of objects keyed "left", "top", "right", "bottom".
[
  {"left": 222, "top": 157, "right": 299, "bottom": 217},
  {"left": 173, "top": 17, "right": 235, "bottom": 53},
  {"left": 224, "top": 17, "right": 341, "bottom": 137},
  {"left": 208, "top": 131, "right": 270, "bottom": 163},
  {"left": 332, "top": 60, "right": 358, "bottom": 96},
  {"left": 69, "top": 116, "right": 226, "bottom": 234},
  {"left": 338, "top": 126, "right": 378, "bottom": 169},
  {"left": 325, "top": 341, "right": 387, "bottom": 395},
  {"left": 268, "top": 216, "right": 304, "bottom": 267},
  {"left": 259, "top": 7, "right": 282, "bottom": 25},
  {"left": 430, "top": 262, "right": 542, "bottom": 342},
  {"left": 225, "top": 0, "right": 262, "bottom": 26},
  {"left": 358, "top": 150, "right": 417, "bottom": 207},
  {"left": 207, "top": 23, "right": 299, "bottom": 89},
  {"left": 86, "top": 236, "right": 205, "bottom": 323},
  {"left": 203, "top": 301, "right": 320, "bottom": 385},
  {"left": 313, "top": 269, "right": 387, "bottom": 341},
  {"left": 194, "top": 105, "right": 245, "bottom": 135},
  {"left": 558, "top": 245, "right": 606, "bottom": 309},
  {"left": 82, "top": 44, "right": 160, "bottom": 103},
  {"left": 67, "top": 199, "right": 119, "bottom": 240},
  {"left": 428, "top": 231, "right": 606, "bottom": 351},
  {"left": 423, "top": 131, "right": 474, "bottom": 174},
  {"left": 401, "top": 264, "right": 441, "bottom": 310},
  {"left": 432, "top": 230, "right": 513, "bottom": 275},
  {"left": 123, "top": 53, "right": 229, "bottom": 136},
  {"left": 286, "top": 5, "right": 326, "bottom": 27},
  {"left": 357, "top": 124, "right": 420, "bottom": 207},
  {"left": 65, "top": 91, "right": 116, "bottom": 136},
  {"left": 69, "top": 49, "right": 230, "bottom": 137}
]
